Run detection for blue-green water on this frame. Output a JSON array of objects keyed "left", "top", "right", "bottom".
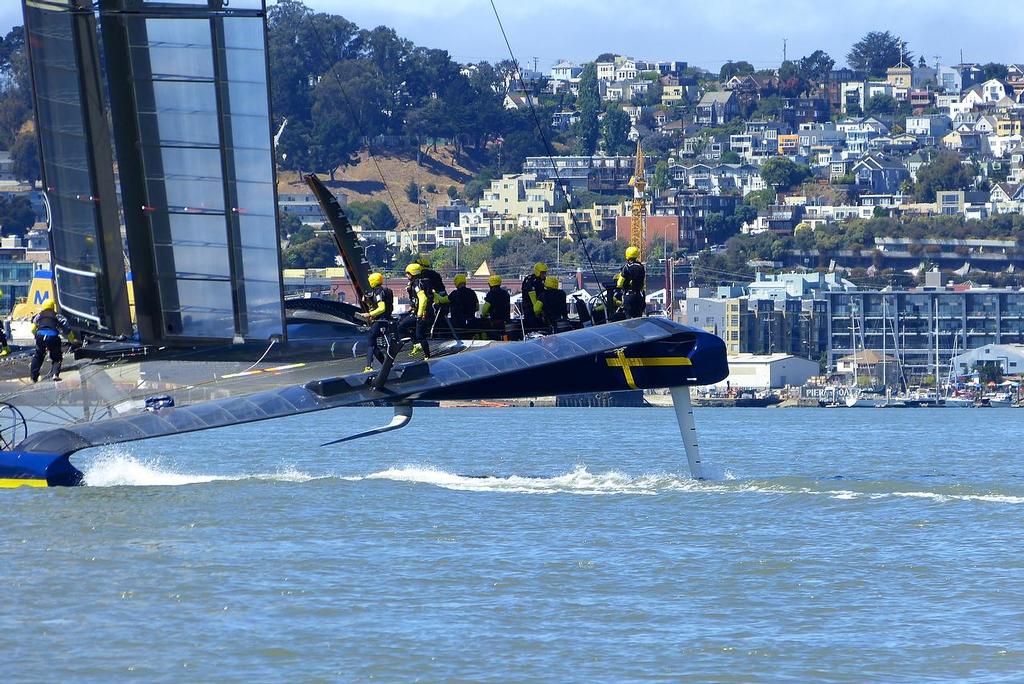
[{"left": 4, "top": 407, "right": 1024, "bottom": 682}]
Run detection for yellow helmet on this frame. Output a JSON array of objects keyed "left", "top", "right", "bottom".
[
  {"left": 453, "top": 274, "right": 467, "bottom": 287},
  {"left": 405, "top": 263, "right": 422, "bottom": 277},
  {"left": 368, "top": 272, "right": 384, "bottom": 288},
  {"left": 544, "top": 275, "right": 559, "bottom": 289},
  {"left": 625, "top": 245, "right": 640, "bottom": 261},
  {"left": 43, "top": 300, "right": 56, "bottom": 311},
  {"left": 416, "top": 254, "right": 431, "bottom": 267},
  {"left": 533, "top": 262, "right": 548, "bottom": 276},
  {"left": 488, "top": 275, "right": 502, "bottom": 287}
]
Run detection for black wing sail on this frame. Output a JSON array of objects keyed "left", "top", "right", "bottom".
[
  {"left": 23, "top": 0, "right": 132, "bottom": 336},
  {"left": 99, "top": 0, "right": 286, "bottom": 345},
  {"left": 304, "top": 174, "right": 372, "bottom": 306}
]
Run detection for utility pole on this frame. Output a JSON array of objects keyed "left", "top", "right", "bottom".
[
  {"left": 532, "top": 56, "right": 539, "bottom": 74},
  {"left": 782, "top": 38, "right": 787, "bottom": 64}
]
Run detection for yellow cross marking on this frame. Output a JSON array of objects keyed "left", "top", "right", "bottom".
[{"left": 605, "top": 350, "right": 692, "bottom": 390}]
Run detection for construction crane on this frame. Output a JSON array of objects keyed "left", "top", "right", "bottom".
[{"left": 628, "top": 140, "right": 647, "bottom": 260}]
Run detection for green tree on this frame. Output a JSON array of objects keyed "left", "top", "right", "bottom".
[
  {"left": 864, "top": 93, "right": 898, "bottom": 116},
  {"left": 745, "top": 188, "right": 777, "bottom": 211},
  {"left": 797, "top": 49, "right": 835, "bottom": 85},
  {"left": 0, "top": 194, "right": 36, "bottom": 236},
  {"left": 447, "top": 185, "right": 459, "bottom": 200},
  {"left": 9, "top": 130, "right": 39, "bottom": 184},
  {"left": 759, "top": 157, "right": 812, "bottom": 191},
  {"left": 601, "top": 106, "right": 631, "bottom": 156},
  {"left": 719, "top": 61, "right": 754, "bottom": 81},
  {"left": 283, "top": 234, "right": 339, "bottom": 268},
  {"left": 346, "top": 200, "right": 398, "bottom": 230},
  {"left": 847, "top": 31, "right": 911, "bottom": 78},
  {"left": 573, "top": 64, "right": 600, "bottom": 155},
  {"left": 981, "top": 62, "right": 1008, "bottom": 81},
  {"left": 310, "top": 60, "right": 388, "bottom": 180},
  {"left": 651, "top": 160, "right": 670, "bottom": 195},
  {"left": 914, "top": 152, "right": 975, "bottom": 201},
  {"left": 720, "top": 150, "right": 742, "bottom": 164}
]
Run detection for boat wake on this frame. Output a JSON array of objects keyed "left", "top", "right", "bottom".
[
  {"left": 346, "top": 465, "right": 1024, "bottom": 504},
  {"left": 81, "top": 453, "right": 322, "bottom": 487},
  {"left": 78, "top": 456, "right": 1024, "bottom": 505}
]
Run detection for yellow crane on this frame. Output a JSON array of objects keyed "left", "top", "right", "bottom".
[{"left": 628, "top": 140, "right": 647, "bottom": 260}]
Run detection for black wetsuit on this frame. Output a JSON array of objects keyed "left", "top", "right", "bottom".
[
  {"left": 521, "top": 274, "right": 546, "bottom": 329},
  {"left": 363, "top": 286, "right": 394, "bottom": 367},
  {"left": 396, "top": 275, "right": 435, "bottom": 358},
  {"left": 542, "top": 287, "right": 569, "bottom": 328},
  {"left": 619, "top": 261, "right": 646, "bottom": 318},
  {"left": 448, "top": 285, "right": 478, "bottom": 330},
  {"left": 30, "top": 309, "right": 68, "bottom": 381}
]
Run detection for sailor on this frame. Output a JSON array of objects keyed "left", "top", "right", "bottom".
[
  {"left": 417, "top": 255, "right": 449, "bottom": 305},
  {"left": 616, "top": 246, "right": 646, "bottom": 319},
  {"left": 30, "top": 300, "right": 69, "bottom": 382},
  {"left": 362, "top": 272, "right": 394, "bottom": 372},
  {"left": 542, "top": 275, "right": 569, "bottom": 330},
  {"left": 396, "top": 262, "right": 434, "bottom": 359},
  {"left": 447, "top": 274, "right": 478, "bottom": 332},
  {"left": 521, "top": 262, "right": 547, "bottom": 331},
  {"left": 481, "top": 275, "right": 511, "bottom": 339}
]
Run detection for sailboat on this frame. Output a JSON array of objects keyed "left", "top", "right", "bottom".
[{"left": 0, "top": 0, "right": 730, "bottom": 486}]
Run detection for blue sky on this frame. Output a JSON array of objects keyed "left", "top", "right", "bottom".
[{"left": 3, "top": 1, "right": 1021, "bottom": 71}]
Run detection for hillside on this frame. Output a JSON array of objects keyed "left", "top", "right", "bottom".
[{"left": 277, "top": 145, "right": 486, "bottom": 227}]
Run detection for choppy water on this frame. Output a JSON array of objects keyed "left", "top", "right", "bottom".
[{"left": 4, "top": 406, "right": 1024, "bottom": 682}]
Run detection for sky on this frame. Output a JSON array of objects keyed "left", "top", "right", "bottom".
[{"left": 2, "top": 0, "right": 1021, "bottom": 72}]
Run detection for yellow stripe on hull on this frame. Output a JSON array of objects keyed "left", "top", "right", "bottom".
[{"left": 0, "top": 478, "right": 48, "bottom": 488}]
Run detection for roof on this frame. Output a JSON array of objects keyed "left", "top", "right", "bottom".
[
  {"left": 837, "top": 349, "right": 898, "bottom": 365},
  {"left": 698, "top": 91, "right": 735, "bottom": 106}
]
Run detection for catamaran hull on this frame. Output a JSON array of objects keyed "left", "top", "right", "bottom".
[{"left": 0, "top": 452, "right": 83, "bottom": 488}]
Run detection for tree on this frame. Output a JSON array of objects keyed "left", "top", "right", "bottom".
[
  {"left": 310, "top": 60, "right": 388, "bottom": 180},
  {"left": 846, "top": 31, "right": 911, "bottom": 79},
  {"left": 405, "top": 181, "right": 420, "bottom": 204},
  {"left": 601, "top": 106, "right": 631, "bottom": 156},
  {"left": 719, "top": 61, "right": 754, "bottom": 82},
  {"left": 914, "top": 152, "right": 975, "bottom": 201},
  {"left": 865, "top": 93, "right": 898, "bottom": 116},
  {"left": 0, "top": 194, "right": 36, "bottom": 236},
  {"left": 797, "top": 49, "right": 835, "bottom": 85},
  {"left": 572, "top": 64, "right": 600, "bottom": 155},
  {"left": 720, "top": 150, "right": 741, "bottom": 164},
  {"left": 346, "top": 200, "right": 397, "bottom": 230},
  {"left": 982, "top": 62, "right": 1008, "bottom": 82},
  {"left": 283, "top": 234, "right": 338, "bottom": 268},
  {"left": 745, "top": 188, "right": 777, "bottom": 211},
  {"left": 651, "top": 160, "right": 670, "bottom": 195},
  {"left": 9, "top": 129, "right": 39, "bottom": 184},
  {"left": 759, "top": 157, "right": 812, "bottom": 191},
  {"left": 447, "top": 185, "right": 459, "bottom": 200}
]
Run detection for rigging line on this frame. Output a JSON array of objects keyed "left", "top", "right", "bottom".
[
  {"left": 487, "top": 0, "right": 606, "bottom": 292},
  {"left": 301, "top": 14, "right": 411, "bottom": 230}
]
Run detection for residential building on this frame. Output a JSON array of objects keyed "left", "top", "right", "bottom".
[
  {"left": 550, "top": 61, "right": 582, "bottom": 82},
  {"left": 479, "top": 173, "right": 565, "bottom": 217},
  {"left": 695, "top": 91, "right": 739, "bottom": 126},
  {"left": 712, "top": 353, "right": 820, "bottom": 389},
  {"left": 852, "top": 152, "right": 910, "bottom": 194},
  {"left": 905, "top": 114, "right": 952, "bottom": 142}
]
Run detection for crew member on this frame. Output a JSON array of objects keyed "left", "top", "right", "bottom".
[
  {"left": 542, "top": 275, "right": 569, "bottom": 330},
  {"left": 615, "top": 245, "right": 646, "bottom": 318},
  {"left": 447, "top": 274, "right": 478, "bottom": 332},
  {"left": 30, "top": 300, "right": 69, "bottom": 382},
  {"left": 417, "top": 255, "right": 449, "bottom": 305},
  {"left": 362, "top": 272, "right": 394, "bottom": 372},
  {"left": 481, "top": 275, "right": 511, "bottom": 339},
  {"left": 396, "top": 262, "right": 434, "bottom": 359},
  {"left": 521, "top": 262, "right": 547, "bottom": 331}
]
